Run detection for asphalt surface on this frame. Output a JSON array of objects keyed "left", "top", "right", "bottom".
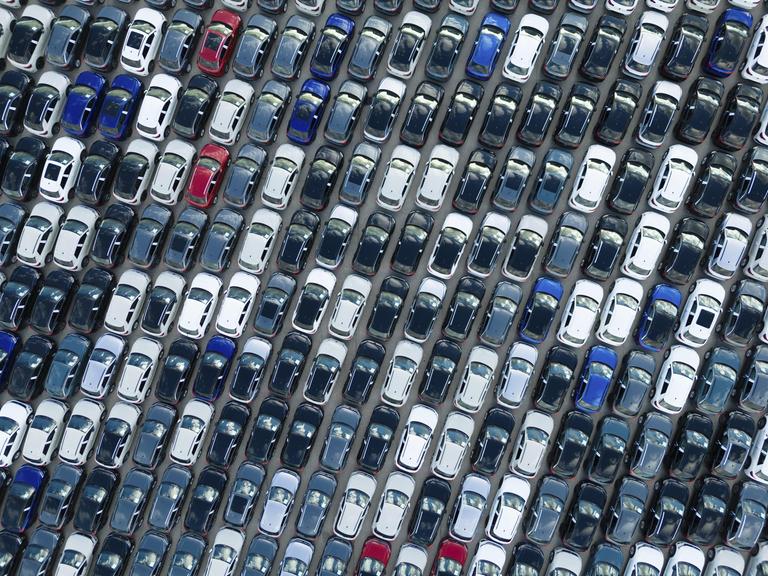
[{"left": 5, "top": 0, "right": 768, "bottom": 573}]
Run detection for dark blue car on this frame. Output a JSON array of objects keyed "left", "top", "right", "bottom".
[
  {"left": 310, "top": 13, "right": 355, "bottom": 81},
  {"left": 466, "top": 13, "right": 510, "bottom": 80},
  {"left": 287, "top": 79, "right": 330, "bottom": 145},
  {"left": 636, "top": 284, "right": 681, "bottom": 352},
  {"left": 705, "top": 9, "right": 752, "bottom": 78},
  {"left": 97, "top": 74, "right": 143, "bottom": 141},
  {"left": 192, "top": 335, "right": 237, "bottom": 401},
  {"left": 2, "top": 464, "right": 47, "bottom": 533},
  {"left": 0, "top": 330, "right": 19, "bottom": 392},
  {"left": 518, "top": 277, "right": 563, "bottom": 344},
  {"left": 575, "top": 345, "right": 617, "bottom": 413},
  {"left": 62, "top": 71, "right": 108, "bottom": 137}
]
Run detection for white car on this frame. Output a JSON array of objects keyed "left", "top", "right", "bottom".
[
  {"left": 747, "top": 544, "right": 768, "bottom": 576},
  {"left": 432, "top": 411, "right": 475, "bottom": 479},
  {"left": 295, "top": 0, "right": 325, "bottom": 15},
  {"left": 209, "top": 79, "right": 254, "bottom": 146},
  {"left": 606, "top": 0, "right": 639, "bottom": 14},
  {"left": 707, "top": 213, "right": 753, "bottom": 280},
  {"left": 503, "top": 14, "right": 549, "bottom": 83},
  {"left": 142, "top": 271, "right": 186, "bottom": 337},
  {"left": 54, "top": 533, "right": 97, "bottom": 576},
  {"left": 23, "top": 398, "right": 67, "bottom": 466},
  {"left": 663, "top": 543, "right": 705, "bottom": 576},
  {"left": 239, "top": 209, "right": 283, "bottom": 273},
  {"left": 81, "top": 334, "right": 126, "bottom": 398},
  {"left": 649, "top": 145, "right": 698, "bottom": 213},
  {"left": 279, "top": 539, "right": 314, "bottom": 576},
  {"left": 24, "top": 71, "right": 69, "bottom": 137},
  {"left": 652, "top": 345, "right": 700, "bottom": 414},
  {"left": 0, "top": 400, "right": 31, "bottom": 467},
  {"left": 373, "top": 471, "right": 415, "bottom": 541},
  {"left": 216, "top": 271, "right": 260, "bottom": 337},
  {"left": 624, "top": 11, "right": 668, "bottom": 78},
  {"left": 178, "top": 272, "right": 223, "bottom": 339},
  {"left": 558, "top": 280, "right": 604, "bottom": 348},
  {"left": 150, "top": 139, "right": 197, "bottom": 204},
  {"left": 8, "top": 6, "right": 53, "bottom": 72},
  {"left": 486, "top": 475, "right": 530, "bottom": 544},
  {"left": 261, "top": 143, "right": 305, "bottom": 210},
  {"left": 624, "top": 544, "right": 664, "bottom": 576},
  {"left": 170, "top": 399, "right": 214, "bottom": 466},
  {"left": 53, "top": 205, "right": 98, "bottom": 271},
  {"left": 260, "top": 468, "right": 300, "bottom": 537},
  {"left": 328, "top": 274, "right": 371, "bottom": 340},
  {"left": 451, "top": 473, "right": 491, "bottom": 542},
  {"left": 205, "top": 527, "right": 245, "bottom": 576},
  {"left": 387, "top": 12, "right": 432, "bottom": 79},
  {"left": 509, "top": 410, "right": 553, "bottom": 478},
  {"left": 744, "top": 15, "right": 768, "bottom": 85},
  {"left": 335, "top": 471, "right": 376, "bottom": 540},
  {"left": 16, "top": 201, "right": 63, "bottom": 268},
  {"left": 676, "top": 279, "right": 726, "bottom": 348},
  {"left": 115, "top": 139, "right": 159, "bottom": 205},
  {"left": 105, "top": 269, "right": 151, "bottom": 335},
  {"left": 382, "top": 340, "right": 423, "bottom": 406},
  {"left": 292, "top": 267, "right": 336, "bottom": 334},
  {"left": 597, "top": 278, "right": 644, "bottom": 346},
  {"left": 377, "top": 145, "right": 421, "bottom": 211},
  {"left": 685, "top": 0, "right": 720, "bottom": 12},
  {"left": 428, "top": 213, "right": 473, "bottom": 279},
  {"left": 316, "top": 205, "right": 358, "bottom": 269},
  {"left": 136, "top": 74, "right": 181, "bottom": 141},
  {"left": 396, "top": 403, "right": 438, "bottom": 472},
  {"left": 116, "top": 336, "right": 163, "bottom": 404},
  {"left": 549, "top": 548, "right": 583, "bottom": 576},
  {"left": 121, "top": 8, "right": 166, "bottom": 76},
  {"left": 502, "top": 215, "right": 549, "bottom": 281},
  {"left": 455, "top": 346, "right": 498, "bottom": 413},
  {"left": 0, "top": 9, "right": 15, "bottom": 63},
  {"left": 747, "top": 217, "right": 768, "bottom": 282},
  {"left": 568, "top": 145, "right": 616, "bottom": 212},
  {"left": 622, "top": 212, "right": 671, "bottom": 279},
  {"left": 497, "top": 342, "right": 538, "bottom": 408},
  {"left": 393, "top": 546, "right": 428, "bottom": 576},
  {"left": 59, "top": 398, "right": 104, "bottom": 466},
  {"left": 39, "top": 147, "right": 76, "bottom": 209},
  {"left": 705, "top": 547, "right": 744, "bottom": 576},
  {"left": 468, "top": 212, "right": 512, "bottom": 278},
  {"left": 469, "top": 541, "right": 507, "bottom": 576},
  {"left": 303, "top": 338, "right": 347, "bottom": 405},
  {"left": 415, "top": 144, "right": 459, "bottom": 211}
]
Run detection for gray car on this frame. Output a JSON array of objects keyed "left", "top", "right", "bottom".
[
  {"left": 81, "top": 333, "right": 126, "bottom": 399},
  {"left": 297, "top": 471, "right": 337, "bottom": 538},
  {"left": 321, "top": 405, "right": 360, "bottom": 471},
  {"left": 224, "top": 461, "right": 265, "bottom": 527}
]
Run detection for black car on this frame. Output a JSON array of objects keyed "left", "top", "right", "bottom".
[
  {"left": 29, "top": 270, "right": 76, "bottom": 335},
  {"left": 352, "top": 212, "right": 395, "bottom": 277},
  {"left": 233, "top": 14, "right": 277, "bottom": 80},
  {"left": 73, "top": 467, "right": 118, "bottom": 534},
  {"left": 7, "top": 335, "right": 54, "bottom": 402},
  {"left": 26, "top": 80, "right": 70, "bottom": 137},
  {"left": 517, "top": 81, "right": 561, "bottom": 147},
  {"left": 543, "top": 12, "right": 587, "bottom": 80},
  {"left": 131, "top": 531, "right": 169, "bottom": 576},
  {"left": 453, "top": 149, "right": 496, "bottom": 214},
  {"left": 528, "top": 149, "right": 573, "bottom": 215},
  {"left": 155, "top": 339, "right": 198, "bottom": 405},
  {"left": 0, "top": 71, "right": 31, "bottom": 137},
  {"left": 129, "top": 203, "right": 174, "bottom": 270},
  {"left": 443, "top": 276, "right": 484, "bottom": 342},
  {"left": 399, "top": 82, "right": 444, "bottom": 149},
  {"left": 661, "top": 217, "right": 709, "bottom": 285},
  {"left": 526, "top": 475, "right": 568, "bottom": 544},
  {"left": 110, "top": 467, "right": 154, "bottom": 535},
  {"left": 173, "top": 75, "right": 219, "bottom": 140},
  {"left": 200, "top": 208, "right": 243, "bottom": 273},
  {"left": 317, "top": 213, "right": 356, "bottom": 270},
  {"left": 676, "top": 76, "right": 724, "bottom": 145},
  {"left": 0, "top": 266, "right": 41, "bottom": 331},
  {"left": 222, "top": 143, "right": 267, "bottom": 208},
  {"left": 726, "top": 481, "right": 768, "bottom": 550},
  {"left": 248, "top": 80, "right": 291, "bottom": 145},
  {"left": 281, "top": 403, "right": 323, "bottom": 469},
  {"left": 555, "top": 82, "right": 600, "bottom": 149},
  {"left": 224, "top": 461, "right": 265, "bottom": 528},
  {"left": 251, "top": 273, "right": 294, "bottom": 338},
  {"left": 348, "top": 16, "right": 391, "bottom": 82},
  {"left": 339, "top": 142, "right": 380, "bottom": 206},
  {"left": 544, "top": 212, "right": 587, "bottom": 278},
  {"left": 158, "top": 9, "right": 202, "bottom": 74},
  {"left": 358, "top": 405, "right": 399, "bottom": 472},
  {"left": 630, "top": 412, "right": 673, "bottom": 480},
  {"left": 595, "top": 79, "right": 642, "bottom": 146},
  {"left": 277, "top": 209, "right": 320, "bottom": 274},
  {"left": 439, "top": 80, "right": 483, "bottom": 147},
  {"left": 184, "top": 466, "right": 227, "bottom": 536},
  {"left": 246, "top": 397, "right": 288, "bottom": 464},
  {"left": 583, "top": 215, "right": 627, "bottom": 281},
  {"left": 325, "top": 80, "right": 366, "bottom": 147},
  {"left": 738, "top": 345, "right": 768, "bottom": 412},
  {"left": 164, "top": 206, "right": 206, "bottom": 272},
  {"left": 733, "top": 146, "right": 768, "bottom": 213},
  {"left": 562, "top": 482, "right": 606, "bottom": 550},
  {"left": 84, "top": 6, "right": 128, "bottom": 71},
  {"left": 167, "top": 533, "right": 205, "bottom": 576},
  {"left": 44, "top": 332, "right": 90, "bottom": 399},
  {"left": 409, "top": 477, "right": 451, "bottom": 546},
  {"left": 267, "top": 333, "right": 310, "bottom": 398},
  {"left": 612, "top": 351, "right": 655, "bottom": 416},
  {"left": 94, "top": 533, "right": 132, "bottom": 576},
  {"left": 478, "top": 282, "right": 522, "bottom": 347},
  {"left": 256, "top": 0, "right": 286, "bottom": 14},
  {"left": 587, "top": 416, "right": 629, "bottom": 484},
  {"left": 0, "top": 202, "right": 25, "bottom": 267},
  {"left": 425, "top": 14, "right": 468, "bottom": 82},
  {"left": 374, "top": 0, "right": 405, "bottom": 14},
  {"left": 19, "top": 526, "right": 58, "bottom": 576},
  {"left": 716, "top": 83, "right": 763, "bottom": 152},
  {"left": 695, "top": 347, "right": 740, "bottom": 414},
  {"left": 296, "top": 471, "right": 336, "bottom": 538},
  {"left": 533, "top": 346, "right": 578, "bottom": 413},
  {"left": 39, "top": 463, "right": 82, "bottom": 529},
  {"left": 607, "top": 148, "right": 653, "bottom": 214},
  {"left": 605, "top": 476, "right": 647, "bottom": 545},
  {"left": 492, "top": 147, "right": 536, "bottom": 212},
  {"left": 478, "top": 83, "right": 522, "bottom": 150},
  {"left": 670, "top": 412, "right": 713, "bottom": 482},
  {"left": 133, "top": 403, "right": 176, "bottom": 469},
  {"left": 585, "top": 543, "right": 623, "bottom": 576},
  {"left": 414, "top": 339, "right": 460, "bottom": 405},
  {"left": 46, "top": 6, "right": 90, "bottom": 69},
  {"left": 148, "top": 464, "right": 191, "bottom": 531},
  {"left": 320, "top": 405, "right": 360, "bottom": 472},
  {"left": 68, "top": 267, "right": 114, "bottom": 334},
  {"left": 141, "top": 280, "right": 183, "bottom": 338},
  {"left": 367, "top": 277, "right": 409, "bottom": 341},
  {"left": 317, "top": 539, "right": 353, "bottom": 576},
  {"left": 208, "top": 401, "right": 249, "bottom": 467},
  {"left": 1, "top": 136, "right": 46, "bottom": 201},
  {"left": 363, "top": 81, "right": 405, "bottom": 142},
  {"left": 467, "top": 216, "right": 508, "bottom": 278},
  {"left": 508, "top": 544, "right": 544, "bottom": 576},
  {"left": 688, "top": 151, "right": 737, "bottom": 218},
  {"left": 646, "top": 478, "right": 688, "bottom": 545},
  {"left": 271, "top": 15, "right": 315, "bottom": 81},
  {"left": 471, "top": 407, "right": 515, "bottom": 474},
  {"left": 723, "top": 281, "right": 766, "bottom": 347},
  {"left": 503, "top": 223, "right": 547, "bottom": 282},
  {"left": 343, "top": 341, "right": 385, "bottom": 405},
  {"left": 91, "top": 204, "right": 134, "bottom": 268},
  {"left": 76, "top": 141, "right": 121, "bottom": 206},
  {"left": 300, "top": 146, "right": 343, "bottom": 211},
  {"left": 550, "top": 411, "right": 592, "bottom": 479},
  {"left": 579, "top": 15, "right": 626, "bottom": 82},
  {"left": 391, "top": 211, "right": 433, "bottom": 276},
  {"left": 712, "top": 410, "right": 755, "bottom": 478},
  {"left": 405, "top": 281, "right": 445, "bottom": 343},
  {"left": 684, "top": 476, "right": 729, "bottom": 545},
  {"left": 242, "top": 535, "right": 279, "bottom": 576},
  {"left": 662, "top": 14, "right": 708, "bottom": 80},
  {"left": 229, "top": 343, "right": 269, "bottom": 405}
]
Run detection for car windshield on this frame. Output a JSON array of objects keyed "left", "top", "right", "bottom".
[
  {"left": 181, "top": 415, "right": 204, "bottom": 433},
  {"left": 292, "top": 420, "right": 316, "bottom": 438},
  {"left": 638, "top": 564, "right": 660, "bottom": 576},
  {"left": 370, "top": 423, "right": 392, "bottom": 440},
  {"left": 269, "top": 486, "right": 292, "bottom": 505},
  {"left": 331, "top": 423, "right": 353, "bottom": 440},
  {"left": 172, "top": 553, "right": 195, "bottom": 571},
  {"left": 673, "top": 564, "right": 701, "bottom": 576},
  {"left": 477, "top": 561, "right": 502, "bottom": 576},
  {"left": 385, "top": 489, "right": 409, "bottom": 508},
  {"left": 195, "top": 485, "right": 218, "bottom": 503},
  {"left": 346, "top": 488, "right": 369, "bottom": 507},
  {"left": 464, "top": 491, "right": 486, "bottom": 509},
  {"left": 672, "top": 362, "right": 695, "bottom": 381},
  {"left": 257, "top": 414, "right": 280, "bottom": 432},
  {"left": 446, "top": 429, "right": 469, "bottom": 447},
  {"left": 508, "top": 358, "right": 534, "bottom": 374},
  {"left": 61, "top": 550, "right": 86, "bottom": 569},
  {"left": 438, "top": 558, "right": 463, "bottom": 576},
  {"left": 283, "top": 558, "right": 308, "bottom": 576}
]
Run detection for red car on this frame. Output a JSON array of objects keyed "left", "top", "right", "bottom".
[
  {"left": 198, "top": 10, "right": 241, "bottom": 76},
  {"left": 187, "top": 144, "right": 229, "bottom": 208},
  {"left": 356, "top": 538, "right": 391, "bottom": 576},
  {"left": 431, "top": 539, "right": 468, "bottom": 576}
]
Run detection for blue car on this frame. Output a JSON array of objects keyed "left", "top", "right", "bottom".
[
  {"left": 62, "top": 71, "right": 108, "bottom": 137},
  {"left": 192, "top": 335, "right": 237, "bottom": 401},
  {"left": 518, "top": 277, "right": 563, "bottom": 344},
  {"left": 287, "top": 79, "right": 330, "bottom": 145},
  {"left": 2, "top": 464, "right": 47, "bottom": 533},
  {"left": 0, "top": 330, "right": 19, "bottom": 391},
  {"left": 705, "top": 9, "right": 752, "bottom": 78},
  {"left": 636, "top": 284, "right": 682, "bottom": 352},
  {"left": 575, "top": 345, "right": 617, "bottom": 413},
  {"left": 466, "top": 13, "right": 510, "bottom": 80},
  {"left": 310, "top": 13, "right": 355, "bottom": 81},
  {"left": 97, "top": 74, "right": 143, "bottom": 141}
]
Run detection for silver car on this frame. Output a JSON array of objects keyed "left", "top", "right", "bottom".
[{"left": 259, "top": 468, "right": 300, "bottom": 537}]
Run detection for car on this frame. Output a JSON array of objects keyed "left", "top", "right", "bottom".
[
  {"left": 478, "top": 84, "right": 522, "bottom": 151},
  {"left": 200, "top": 208, "right": 243, "bottom": 273},
  {"left": 622, "top": 212, "right": 670, "bottom": 280},
  {"left": 147, "top": 141, "right": 196, "bottom": 206},
  {"left": 605, "top": 150, "right": 653, "bottom": 215},
  {"left": 18, "top": 527, "right": 58, "bottom": 576},
  {"left": 517, "top": 81, "right": 561, "bottom": 147},
  {"left": 16, "top": 202, "right": 65, "bottom": 271},
  {"left": 53, "top": 533, "right": 97, "bottom": 576},
  {"left": 197, "top": 9, "right": 240, "bottom": 78},
  {"left": 271, "top": 15, "right": 314, "bottom": 80},
  {"left": 352, "top": 212, "right": 396, "bottom": 277},
  {"left": 543, "top": 13, "right": 588, "bottom": 80},
  {"left": 558, "top": 280, "right": 604, "bottom": 349},
  {"left": 708, "top": 213, "right": 752, "bottom": 280},
  {"left": 661, "top": 218, "right": 710, "bottom": 285},
  {"left": 386, "top": 11, "right": 431, "bottom": 79},
  {"left": 597, "top": 278, "right": 643, "bottom": 346},
  {"left": 82, "top": 5, "right": 128, "bottom": 71},
  {"left": 243, "top": 83, "right": 291, "bottom": 146},
  {"left": 502, "top": 14, "right": 548, "bottom": 84},
  {"left": 27, "top": 270, "right": 75, "bottom": 336},
  {"left": 167, "top": 399, "right": 212, "bottom": 467},
  {"left": 161, "top": 206, "right": 206, "bottom": 272},
  {"left": 439, "top": 81, "right": 483, "bottom": 147},
  {"left": 256, "top": 468, "right": 299, "bottom": 537},
  {"left": 549, "top": 410, "right": 592, "bottom": 478},
  {"left": 191, "top": 335, "right": 237, "bottom": 402},
  {"left": 676, "top": 279, "right": 725, "bottom": 348},
  {"left": 568, "top": 145, "right": 616, "bottom": 213},
  {"left": 345, "top": 14, "right": 390, "bottom": 81},
  {"left": 524, "top": 475, "right": 568, "bottom": 544},
  {"left": 603, "top": 476, "right": 648, "bottom": 544},
  {"left": 308, "top": 13, "right": 354, "bottom": 81},
  {"left": 623, "top": 12, "right": 668, "bottom": 79},
  {"left": 95, "top": 402, "right": 141, "bottom": 469},
  {"left": 371, "top": 471, "right": 414, "bottom": 541},
  {"left": 401, "top": 82, "right": 445, "bottom": 149},
  {"left": 573, "top": 346, "right": 617, "bottom": 413},
  {"left": 132, "top": 402, "right": 175, "bottom": 471},
  {"left": 7, "top": 5, "right": 53, "bottom": 72},
  {"left": 490, "top": 147, "right": 535, "bottom": 212},
  {"left": 524, "top": 149, "right": 571, "bottom": 216},
  {"left": 98, "top": 75, "right": 144, "bottom": 142},
  {"left": 706, "top": 9, "right": 752, "bottom": 78},
  {"left": 652, "top": 345, "right": 700, "bottom": 414},
  {"left": 285, "top": 79, "right": 330, "bottom": 146},
  {"left": 485, "top": 475, "right": 530, "bottom": 545},
  {"left": 316, "top": 405, "right": 359, "bottom": 473},
  {"left": 68, "top": 268, "right": 114, "bottom": 334},
  {"left": 182, "top": 465, "right": 226, "bottom": 536},
  {"left": 716, "top": 83, "right": 763, "bottom": 152},
  {"left": 423, "top": 13, "right": 468, "bottom": 82},
  {"left": 45, "top": 5, "right": 89, "bottom": 70},
  {"left": 532, "top": 346, "right": 578, "bottom": 414},
  {"left": 405, "top": 278, "right": 447, "bottom": 344},
  {"left": 79, "top": 334, "right": 125, "bottom": 401},
  {"left": 392, "top": 545, "right": 428, "bottom": 576},
  {"left": 188, "top": 144, "right": 231, "bottom": 209},
  {"left": 290, "top": 267, "right": 335, "bottom": 334},
  {"left": 0, "top": 203, "right": 24, "bottom": 267},
  {"left": 73, "top": 467, "right": 117, "bottom": 534},
  {"left": 555, "top": 83, "right": 600, "bottom": 149},
  {"left": 116, "top": 336, "right": 163, "bottom": 404},
  {"left": 623, "top": 544, "right": 665, "bottom": 576},
  {"left": 497, "top": 342, "right": 537, "bottom": 408},
  {"left": 561, "top": 482, "right": 606, "bottom": 550},
  {"left": 747, "top": 218, "right": 768, "bottom": 283},
  {"left": 332, "top": 470, "right": 376, "bottom": 540},
  {"left": 0, "top": 266, "right": 41, "bottom": 333},
  {"left": 173, "top": 75, "right": 218, "bottom": 140},
  {"left": 39, "top": 463, "right": 82, "bottom": 529},
  {"left": 510, "top": 410, "right": 553, "bottom": 478},
  {"left": 281, "top": 402, "right": 323, "bottom": 468},
  {"left": 588, "top": 417, "right": 629, "bottom": 483},
  {"left": 74, "top": 141, "right": 121, "bottom": 207},
  {"left": 104, "top": 269, "right": 151, "bottom": 336},
  {"left": 704, "top": 548, "right": 745, "bottom": 576},
  {"left": 662, "top": 14, "right": 708, "bottom": 81},
  {"left": 466, "top": 13, "right": 510, "bottom": 81},
  {"left": 43, "top": 332, "right": 91, "bottom": 400},
  {"left": 259, "top": 144, "right": 305, "bottom": 211},
  {"left": 113, "top": 139, "right": 160, "bottom": 206},
  {"left": 637, "top": 284, "right": 682, "bottom": 353},
  {"left": 212, "top": 271, "right": 258, "bottom": 338},
  {"left": 51, "top": 205, "right": 97, "bottom": 272},
  {"left": 120, "top": 8, "right": 165, "bottom": 76},
  {"left": 362, "top": 77, "right": 406, "bottom": 144},
  {"left": 676, "top": 77, "right": 723, "bottom": 145},
  {"left": 478, "top": 282, "right": 521, "bottom": 347},
  {"left": 395, "top": 404, "right": 438, "bottom": 472},
  {"left": 432, "top": 540, "right": 469, "bottom": 576},
  {"left": 1, "top": 136, "right": 46, "bottom": 203},
  {"left": 22, "top": 398, "right": 67, "bottom": 466},
  {"left": 24, "top": 71, "right": 69, "bottom": 138},
  {"left": 594, "top": 80, "right": 642, "bottom": 145},
  {"left": 240, "top": 536, "right": 278, "bottom": 576},
  {"left": 157, "top": 9, "right": 202, "bottom": 75},
  {"left": 648, "top": 144, "right": 699, "bottom": 213},
  {"left": 636, "top": 80, "right": 682, "bottom": 149},
  {"left": 579, "top": 14, "right": 626, "bottom": 80},
  {"left": 427, "top": 213, "right": 472, "bottom": 280},
  {"left": 726, "top": 481, "right": 768, "bottom": 549},
  {"left": 316, "top": 205, "right": 358, "bottom": 269},
  {"left": 442, "top": 276, "right": 485, "bottom": 341},
  {"left": 128, "top": 531, "right": 169, "bottom": 576},
  {"left": 240, "top": 396, "right": 286, "bottom": 465},
  {"left": 231, "top": 15, "right": 276, "bottom": 80},
  {"left": 356, "top": 538, "right": 390, "bottom": 576},
  {"left": 467, "top": 541, "right": 506, "bottom": 576},
  {"left": 733, "top": 147, "right": 768, "bottom": 214},
  {"left": 724, "top": 281, "right": 766, "bottom": 347},
  {"left": 670, "top": 413, "right": 713, "bottom": 480},
  {"left": 379, "top": 340, "right": 422, "bottom": 406},
  {"left": 518, "top": 277, "right": 563, "bottom": 344},
  {"left": 453, "top": 149, "right": 497, "bottom": 214},
  {"left": 0, "top": 71, "right": 32, "bottom": 137},
  {"left": 744, "top": 14, "right": 768, "bottom": 84},
  {"left": 0, "top": 400, "right": 31, "bottom": 467},
  {"left": 356, "top": 405, "right": 398, "bottom": 472},
  {"left": 277, "top": 539, "right": 313, "bottom": 576}
]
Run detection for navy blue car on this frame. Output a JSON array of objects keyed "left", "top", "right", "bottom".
[
  {"left": 466, "top": 13, "right": 510, "bottom": 80},
  {"left": 2, "top": 464, "right": 47, "bottom": 533},
  {"left": 287, "top": 79, "right": 330, "bottom": 145},
  {"left": 97, "top": 74, "right": 143, "bottom": 141},
  {"left": 518, "top": 277, "right": 563, "bottom": 344},
  {"left": 636, "top": 284, "right": 681, "bottom": 352},
  {"left": 192, "top": 336, "right": 237, "bottom": 401},
  {"left": 704, "top": 8, "right": 752, "bottom": 78},
  {"left": 310, "top": 13, "right": 355, "bottom": 81},
  {"left": 0, "top": 331, "right": 19, "bottom": 392}
]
